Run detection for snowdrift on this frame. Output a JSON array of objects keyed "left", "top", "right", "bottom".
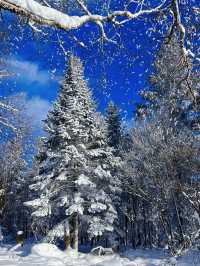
[{"left": 31, "top": 243, "right": 66, "bottom": 259}]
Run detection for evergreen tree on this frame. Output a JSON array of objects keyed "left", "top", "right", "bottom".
[
  {"left": 105, "top": 101, "right": 122, "bottom": 151},
  {"left": 26, "top": 56, "right": 121, "bottom": 250}
]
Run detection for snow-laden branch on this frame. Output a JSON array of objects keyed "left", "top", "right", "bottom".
[
  {"left": 0, "top": 70, "right": 10, "bottom": 78},
  {"left": 0, "top": 101, "right": 17, "bottom": 131},
  {"left": 0, "top": 102, "right": 17, "bottom": 112},
  {"left": 193, "top": 7, "right": 200, "bottom": 15},
  {"left": 0, "top": 0, "right": 166, "bottom": 33},
  {"left": 0, "top": 117, "right": 16, "bottom": 131},
  {"left": 171, "top": 0, "right": 186, "bottom": 51}
]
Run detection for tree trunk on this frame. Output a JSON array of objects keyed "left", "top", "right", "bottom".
[{"left": 72, "top": 213, "right": 79, "bottom": 256}]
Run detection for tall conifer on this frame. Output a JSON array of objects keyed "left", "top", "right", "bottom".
[{"left": 26, "top": 56, "right": 121, "bottom": 250}]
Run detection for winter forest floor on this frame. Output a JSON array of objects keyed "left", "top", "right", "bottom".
[{"left": 0, "top": 242, "right": 199, "bottom": 266}]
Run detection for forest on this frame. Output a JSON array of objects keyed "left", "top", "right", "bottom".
[{"left": 0, "top": 0, "right": 199, "bottom": 266}]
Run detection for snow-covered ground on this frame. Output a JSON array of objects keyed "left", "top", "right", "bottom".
[{"left": 0, "top": 243, "right": 199, "bottom": 266}]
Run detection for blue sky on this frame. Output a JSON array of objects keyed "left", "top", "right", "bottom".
[
  {"left": 0, "top": 0, "right": 198, "bottom": 135},
  {"left": 0, "top": 23, "right": 158, "bottom": 128}
]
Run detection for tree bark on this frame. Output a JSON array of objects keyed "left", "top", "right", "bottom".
[{"left": 72, "top": 213, "right": 79, "bottom": 256}]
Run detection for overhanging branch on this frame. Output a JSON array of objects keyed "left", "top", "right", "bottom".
[{"left": 0, "top": 0, "right": 166, "bottom": 34}]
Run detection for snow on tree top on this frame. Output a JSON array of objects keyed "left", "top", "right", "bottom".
[
  {"left": 89, "top": 202, "right": 107, "bottom": 213},
  {"left": 94, "top": 165, "right": 111, "bottom": 179},
  {"left": 75, "top": 174, "right": 95, "bottom": 187}
]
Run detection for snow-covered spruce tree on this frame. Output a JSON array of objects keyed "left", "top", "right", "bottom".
[
  {"left": 105, "top": 101, "right": 122, "bottom": 152},
  {"left": 26, "top": 55, "right": 121, "bottom": 250},
  {"left": 105, "top": 101, "right": 132, "bottom": 245}
]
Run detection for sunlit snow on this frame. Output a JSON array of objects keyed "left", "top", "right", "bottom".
[{"left": 0, "top": 243, "right": 199, "bottom": 266}]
